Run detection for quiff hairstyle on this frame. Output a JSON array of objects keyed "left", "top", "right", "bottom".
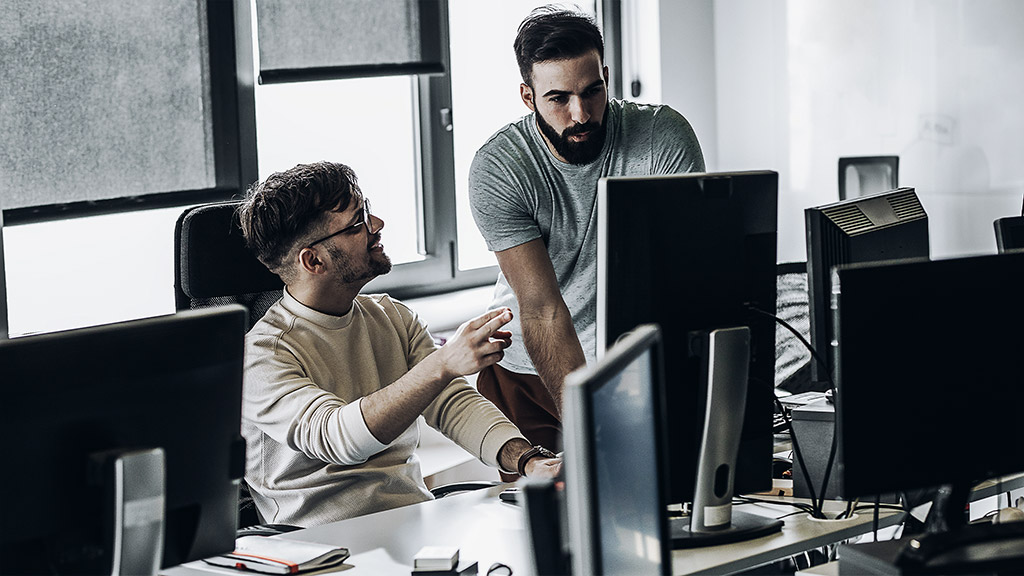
[
  {"left": 236, "top": 161, "right": 361, "bottom": 283},
  {"left": 514, "top": 4, "right": 604, "bottom": 86}
]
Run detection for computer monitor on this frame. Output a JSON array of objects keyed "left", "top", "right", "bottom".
[
  {"left": 597, "top": 171, "right": 781, "bottom": 547},
  {"left": 994, "top": 215, "right": 1024, "bottom": 252},
  {"left": 0, "top": 305, "right": 247, "bottom": 575},
  {"left": 563, "top": 324, "right": 671, "bottom": 576},
  {"left": 805, "top": 187, "right": 929, "bottom": 385},
  {"left": 833, "top": 251, "right": 1024, "bottom": 569}
]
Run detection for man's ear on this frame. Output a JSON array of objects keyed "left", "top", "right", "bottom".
[
  {"left": 298, "top": 247, "right": 326, "bottom": 275},
  {"left": 603, "top": 65, "right": 609, "bottom": 87},
  {"left": 520, "top": 83, "right": 536, "bottom": 112}
]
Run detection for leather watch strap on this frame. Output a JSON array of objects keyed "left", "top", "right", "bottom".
[{"left": 516, "top": 445, "right": 556, "bottom": 477}]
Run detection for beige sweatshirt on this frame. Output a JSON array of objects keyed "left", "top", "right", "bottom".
[{"left": 242, "top": 289, "right": 522, "bottom": 526}]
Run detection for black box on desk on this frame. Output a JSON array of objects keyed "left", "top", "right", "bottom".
[
  {"left": 791, "top": 399, "right": 897, "bottom": 504},
  {"left": 791, "top": 398, "right": 842, "bottom": 501}
]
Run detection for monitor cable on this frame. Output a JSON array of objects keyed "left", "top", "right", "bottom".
[{"left": 749, "top": 306, "right": 838, "bottom": 519}]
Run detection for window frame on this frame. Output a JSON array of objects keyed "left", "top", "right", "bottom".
[
  {"left": 244, "top": 0, "right": 498, "bottom": 299},
  {"left": 2, "top": 0, "right": 506, "bottom": 299},
  {"left": 3, "top": 0, "right": 256, "bottom": 227}
]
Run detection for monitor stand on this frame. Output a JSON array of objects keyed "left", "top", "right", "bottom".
[
  {"left": 842, "top": 483, "right": 1024, "bottom": 573},
  {"left": 672, "top": 327, "right": 783, "bottom": 549},
  {"left": 92, "top": 448, "right": 166, "bottom": 575},
  {"left": 671, "top": 511, "right": 783, "bottom": 548},
  {"left": 893, "top": 482, "right": 1024, "bottom": 571}
]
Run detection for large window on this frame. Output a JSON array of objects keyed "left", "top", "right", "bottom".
[
  {"left": 0, "top": 0, "right": 601, "bottom": 336},
  {"left": 247, "top": 0, "right": 458, "bottom": 295},
  {"left": 449, "top": 0, "right": 599, "bottom": 271},
  {"left": 255, "top": 76, "right": 424, "bottom": 266}
]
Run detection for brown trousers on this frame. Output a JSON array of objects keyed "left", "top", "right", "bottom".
[{"left": 476, "top": 363, "right": 562, "bottom": 482}]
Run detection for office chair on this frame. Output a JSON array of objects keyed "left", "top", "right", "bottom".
[
  {"left": 174, "top": 200, "right": 284, "bottom": 529},
  {"left": 174, "top": 200, "right": 284, "bottom": 332},
  {"left": 994, "top": 215, "right": 1024, "bottom": 253},
  {"left": 838, "top": 156, "right": 899, "bottom": 200},
  {"left": 174, "top": 201, "right": 498, "bottom": 528},
  {"left": 774, "top": 262, "right": 813, "bottom": 393}
]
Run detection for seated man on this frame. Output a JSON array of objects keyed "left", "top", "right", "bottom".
[{"left": 236, "top": 161, "right": 561, "bottom": 527}]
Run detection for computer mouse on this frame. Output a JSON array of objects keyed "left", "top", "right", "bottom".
[{"left": 499, "top": 487, "right": 520, "bottom": 504}]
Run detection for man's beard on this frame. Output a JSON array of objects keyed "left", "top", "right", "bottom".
[
  {"left": 535, "top": 105, "right": 608, "bottom": 165},
  {"left": 326, "top": 238, "right": 392, "bottom": 285}
]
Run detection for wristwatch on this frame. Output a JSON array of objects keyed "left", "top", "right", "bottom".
[{"left": 516, "top": 445, "right": 557, "bottom": 477}]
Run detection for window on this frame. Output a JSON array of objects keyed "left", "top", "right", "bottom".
[
  {"left": 449, "top": 0, "right": 599, "bottom": 271},
  {"left": 255, "top": 76, "right": 424, "bottom": 266},
  {"left": 247, "top": 0, "right": 457, "bottom": 296},
  {"left": 1, "top": 0, "right": 603, "bottom": 336}
]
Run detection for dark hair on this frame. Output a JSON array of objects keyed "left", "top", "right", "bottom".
[
  {"left": 514, "top": 4, "right": 604, "bottom": 86},
  {"left": 237, "top": 161, "right": 360, "bottom": 281}
]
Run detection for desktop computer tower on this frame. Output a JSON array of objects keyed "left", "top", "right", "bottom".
[
  {"left": 791, "top": 399, "right": 842, "bottom": 501},
  {"left": 791, "top": 399, "right": 896, "bottom": 504}
]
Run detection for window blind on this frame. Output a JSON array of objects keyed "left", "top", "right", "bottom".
[
  {"left": 0, "top": 0, "right": 216, "bottom": 212},
  {"left": 254, "top": 0, "right": 443, "bottom": 83}
]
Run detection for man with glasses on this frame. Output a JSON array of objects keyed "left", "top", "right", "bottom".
[
  {"left": 236, "top": 161, "right": 560, "bottom": 527},
  {"left": 469, "top": 5, "right": 705, "bottom": 472}
]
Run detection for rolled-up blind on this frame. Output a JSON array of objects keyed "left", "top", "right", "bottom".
[
  {"left": 255, "top": 0, "right": 444, "bottom": 83},
  {"left": 0, "top": 0, "right": 216, "bottom": 212}
]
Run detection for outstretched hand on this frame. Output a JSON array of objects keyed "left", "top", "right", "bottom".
[
  {"left": 437, "top": 307, "right": 513, "bottom": 380},
  {"left": 523, "top": 456, "right": 562, "bottom": 479}
]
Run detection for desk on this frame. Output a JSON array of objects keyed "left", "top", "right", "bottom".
[{"left": 166, "top": 486, "right": 904, "bottom": 576}]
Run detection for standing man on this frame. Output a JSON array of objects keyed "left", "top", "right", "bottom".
[
  {"left": 469, "top": 5, "right": 705, "bottom": 465},
  {"left": 237, "top": 161, "right": 560, "bottom": 527}
]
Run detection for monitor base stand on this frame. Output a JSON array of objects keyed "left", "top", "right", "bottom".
[{"left": 671, "top": 510, "right": 783, "bottom": 549}]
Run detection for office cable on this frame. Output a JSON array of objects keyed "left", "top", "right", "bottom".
[
  {"left": 748, "top": 305, "right": 838, "bottom": 519},
  {"left": 733, "top": 495, "right": 817, "bottom": 516}
]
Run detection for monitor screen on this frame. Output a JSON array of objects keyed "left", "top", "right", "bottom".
[
  {"left": 833, "top": 251, "right": 1024, "bottom": 498},
  {"left": 597, "top": 171, "right": 778, "bottom": 507},
  {"left": 564, "top": 324, "right": 671, "bottom": 576},
  {"left": 805, "top": 187, "right": 929, "bottom": 385},
  {"left": 994, "top": 215, "right": 1024, "bottom": 252},
  {"left": 0, "top": 306, "right": 247, "bottom": 574}
]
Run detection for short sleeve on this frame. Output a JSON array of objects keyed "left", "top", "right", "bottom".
[
  {"left": 650, "top": 105, "right": 706, "bottom": 175},
  {"left": 468, "top": 141, "right": 543, "bottom": 253}
]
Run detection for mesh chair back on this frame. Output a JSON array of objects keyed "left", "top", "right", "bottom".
[
  {"left": 174, "top": 201, "right": 284, "bottom": 331},
  {"left": 775, "top": 261, "right": 813, "bottom": 392}
]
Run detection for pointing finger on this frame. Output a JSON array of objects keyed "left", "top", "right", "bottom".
[{"left": 465, "top": 307, "right": 509, "bottom": 331}]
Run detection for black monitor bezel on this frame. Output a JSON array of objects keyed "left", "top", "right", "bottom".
[
  {"left": 597, "top": 170, "right": 779, "bottom": 505},
  {"left": 834, "top": 252, "right": 1024, "bottom": 498},
  {"left": 0, "top": 306, "right": 246, "bottom": 573},
  {"left": 564, "top": 323, "right": 672, "bottom": 576},
  {"left": 805, "top": 187, "right": 930, "bottom": 385}
]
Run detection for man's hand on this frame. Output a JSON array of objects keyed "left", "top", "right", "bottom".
[
  {"left": 498, "top": 437, "right": 562, "bottom": 479},
  {"left": 523, "top": 455, "right": 562, "bottom": 479},
  {"left": 436, "top": 307, "right": 514, "bottom": 382}
]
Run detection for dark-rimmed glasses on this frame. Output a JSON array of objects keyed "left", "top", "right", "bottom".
[{"left": 306, "top": 200, "right": 373, "bottom": 248}]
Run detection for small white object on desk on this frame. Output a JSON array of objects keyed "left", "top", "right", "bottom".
[{"left": 413, "top": 546, "right": 460, "bottom": 572}]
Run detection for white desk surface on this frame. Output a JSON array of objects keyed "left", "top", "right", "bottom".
[{"left": 165, "top": 485, "right": 904, "bottom": 576}]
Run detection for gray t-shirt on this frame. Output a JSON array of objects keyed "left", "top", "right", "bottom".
[{"left": 469, "top": 99, "right": 705, "bottom": 375}]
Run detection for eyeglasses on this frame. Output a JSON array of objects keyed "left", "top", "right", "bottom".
[{"left": 306, "top": 200, "right": 373, "bottom": 248}]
